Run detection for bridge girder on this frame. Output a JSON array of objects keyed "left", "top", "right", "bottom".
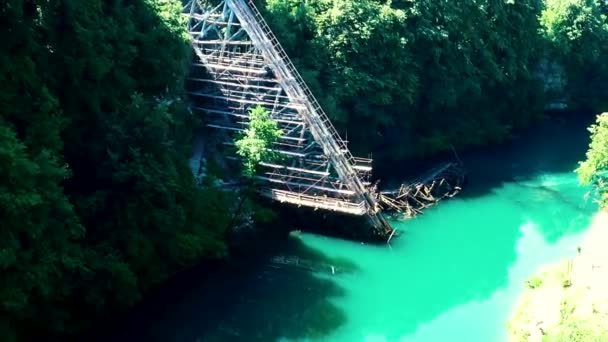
[{"left": 183, "top": 0, "right": 392, "bottom": 237}]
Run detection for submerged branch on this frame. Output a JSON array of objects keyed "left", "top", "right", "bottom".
[{"left": 375, "top": 162, "right": 466, "bottom": 220}]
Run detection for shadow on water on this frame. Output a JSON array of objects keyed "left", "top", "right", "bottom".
[
  {"left": 458, "top": 113, "right": 595, "bottom": 199},
  {"left": 90, "top": 113, "right": 598, "bottom": 341},
  {"left": 89, "top": 235, "right": 352, "bottom": 342},
  {"left": 375, "top": 112, "right": 596, "bottom": 200},
  {"left": 269, "top": 203, "right": 391, "bottom": 243}
]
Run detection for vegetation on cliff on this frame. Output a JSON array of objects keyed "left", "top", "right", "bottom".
[
  {"left": 507, "top": 213, "right": 608, "bottom": 342},
  {"left": 261, "top": 0, "right": 608, "bottom": 160},
  {"left": 541, "top": 0, "right": 608, "bottom": 112},
  {"left": 236, "top": 106, "right": 283, "bottom": 177},
  {"left": 507, "top": 261, "right": 608, "bottom": 342},
  {"left": 577, "top": 113, "right": 608, "bottom": 208},
  {"left": 0, "top": 0, "right": 233, "bottom": 340},
  {"left": 262, "top": 0, "right": 546, "bottom": 159},
  {"left": 1, "top": 0, "right": 608, "bottom": 340}
]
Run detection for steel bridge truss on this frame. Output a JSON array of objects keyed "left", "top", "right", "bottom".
[{"left": 183, "top": 0, "right": 392, "bottom": 235}]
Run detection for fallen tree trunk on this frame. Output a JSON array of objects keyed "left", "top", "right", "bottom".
[{"left": 376, "top": 162, "right": 466, "bottom": 220}]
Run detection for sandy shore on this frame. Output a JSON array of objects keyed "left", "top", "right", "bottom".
[
  {"left": 507, "top": 211, "right": 608, "bottom": 342},
  {"left": 571, "top": 210, "right": 608, "bottom": 309}
]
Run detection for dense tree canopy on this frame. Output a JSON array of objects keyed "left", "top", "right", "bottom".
[
  {"left": 262, "top": 0, "right": 546, "bottom": 160},
  {"left": 236, "top": 106, "right": 283, "bottom": 177},
  {"left": 1, "top": 0, "right": 608, "bottom": 340},
  {"left": 541, "top": 0, "right": 608, "bottom": 112},
  {"left": 0, "top": 0, "right": 233, "bottom": 340}
]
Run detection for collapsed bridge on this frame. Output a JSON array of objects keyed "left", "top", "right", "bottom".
[{"left": 183, "top": 0, "right": 464, "bottom": 241}]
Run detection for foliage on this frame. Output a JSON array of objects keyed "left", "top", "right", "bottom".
[
  {"left": 235, "top": 105, "right": 283, "bottom": 177},
  {"left": 1, "top": 0, "right": 607, "bottom": 340},
  {"left": 542, "top": 317, "right": 608, "bottom": 342},
  {"left": 262, "top": 0, "right": 545, "bottom": 160},
  {"left": 525, "top": 274, "right": 545, "bottom": 289},
  {"left": 508, "top": 259, "right": 608, "bottom": 342},
  {"left": 576, "top": 113, "right": 608, "bottom": 208},
  {"left": 540, "top": 0, "right": 608, "bottom": 111},
  {"left": 262, "top": 0, "right": 608, "bottom": 162},
  {"left": 0, "top": 0, "right": 233, "bottom": 340}
]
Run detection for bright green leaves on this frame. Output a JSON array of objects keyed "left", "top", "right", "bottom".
[
  {"left": 235, "top": 105, "right": 283, "bottom": 177},
  {"left": 553, "top": 2, "right": 608, "bottom": 205},
  {"left": 541, "top": 0, "right": 608, "bottom": 111},
  {"left": 577, "top": 113, "right": 608, "bottom": 208},
  {"left": 541, "top": 0, "right": 606, "bottom": 47}
]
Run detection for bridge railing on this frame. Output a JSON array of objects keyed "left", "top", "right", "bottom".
[{"left": 238, "top": 0, "right": 359, "bottom": 169}]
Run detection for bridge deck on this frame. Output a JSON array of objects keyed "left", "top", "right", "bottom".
[
  {"left": 184, "top": 0, "right": 393, "bottom": 239},
  {"left": 263, "top": 189, "right": 367, "bottom": 215}
]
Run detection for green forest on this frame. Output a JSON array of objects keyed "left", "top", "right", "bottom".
[
  {"left": 1, "top": 0, "right": 607, "bottom": 340},
  {"left": 577, "top": 112, "right": 608, "bottom": 208},
  {"left": 0, "top": 0, "right": 233, "bottom": 340},
  {"left": 263, "top": 0, "right": 608, "bottom": 159}
]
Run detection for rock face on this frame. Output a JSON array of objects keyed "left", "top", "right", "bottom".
[
  {"left": 190, "top": 128, "right": 208, "bottom": 184},
  {"left": 536, "top": 58, "right": 568, "bottom": 111},
  {"left": 507, "top": 212, "right": 608, "bottom": 342}
]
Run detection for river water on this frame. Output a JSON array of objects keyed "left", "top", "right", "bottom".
[{"left": 102, "top": 115, "right": 598, "bottom": 342}]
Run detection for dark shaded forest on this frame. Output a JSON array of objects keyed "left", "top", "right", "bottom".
[
  {"left": 1, "top": 0, "right": 607, "bottom": 341},
  {"left": 0, "top": 1, "right": 233, "bottom": 340}
]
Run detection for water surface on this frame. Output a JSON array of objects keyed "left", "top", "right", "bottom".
[{"left": 102, "top": 115, "right": 597, "bottom": 342}]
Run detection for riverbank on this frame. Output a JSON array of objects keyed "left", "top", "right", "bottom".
[
  {"left": 507, "top": 210, "right": 608, "bottom": 341},
  {"left": 96, "top": 112, "right": 597, "bottom": 341}
]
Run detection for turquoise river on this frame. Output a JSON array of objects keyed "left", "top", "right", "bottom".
[{"left": 100, "top": 115, "right": 599, "bottom": 342}]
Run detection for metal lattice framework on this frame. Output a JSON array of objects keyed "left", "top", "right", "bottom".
[{"left": 183, "top": 0, "right": 392, "bottom": 236}]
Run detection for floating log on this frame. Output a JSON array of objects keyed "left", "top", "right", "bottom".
[
  {"left": 376, "top": 162, "right": 466, "bottom": 220},
  {"left": 268, "top": 255, "right": 345, "bottom": 275}
]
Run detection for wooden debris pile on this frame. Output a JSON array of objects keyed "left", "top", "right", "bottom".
[{"left": 375, "top": 162, "right": 466, "bottom": 219}]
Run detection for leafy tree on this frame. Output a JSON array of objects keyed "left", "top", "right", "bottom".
[
  {"left": 1, "top": 0, "right": 607, "bottom": 340},
  {"left": 235, "top": 105, "right": 283, "bottom": 177},
  {"left": 541, "top": 0, "right": 608, "bottom": 112},
  {"left": 0, "top": 1, "right": 85, "bottom": 337},
  {"left": 261, "top": 0, "right": 545, "bottom": 160},
  {"left": 577, "top": 113, "right": 608, "bottom": 208},
  {"left": 0, "top": 0, "right": 234, "bottom": 339}
]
